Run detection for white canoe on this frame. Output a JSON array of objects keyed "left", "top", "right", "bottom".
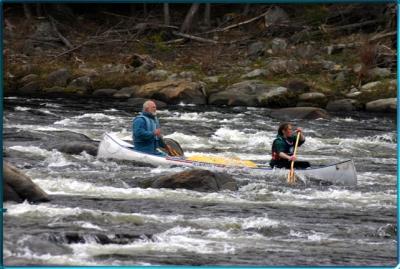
[{"left": 97, "top": 133, "right": 357, "bottom": 186}]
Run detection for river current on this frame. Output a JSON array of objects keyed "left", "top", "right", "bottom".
[{"left": 3, "top": 97, "right": 397, "bottom": 266}]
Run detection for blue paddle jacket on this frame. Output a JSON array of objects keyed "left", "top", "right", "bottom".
[{"left": 132, "top": 112, "right": 165, "bottom": 155}]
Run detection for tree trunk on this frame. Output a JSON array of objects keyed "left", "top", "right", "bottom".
[
  {"left": 143, "top": 4, "right": 148, "bottom": 17},
  {"left": 204, "top": 3, "right": 211, "bottom": 27},
  {"left": 180, "top": 3, "right": 200, "bottom": 33},
  {"left": 23, "top": 4, "right": 32, "bottom": 20},
  {"left": 163, "top": 3, "right": 170, "bottom": 25}
]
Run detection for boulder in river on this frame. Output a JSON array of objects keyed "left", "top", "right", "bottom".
[
  {"left": 19, "top": 81, "right": 42, "bottom": 95},
  {"left": 92, "top": 88, "right": 118, "bottom": 97},
  {"left": 145, "top": 169, "right": 238, "bottom": 192},
  {"left": 4, "top": 162, "right": 50, "bottom": 203},
  {"left": 55, "top": 142, "right": 98, "bottom": 156},
  {"left": 270, "top": 107, "right": 330, "bottom": 120},
  {"left": 19, "top": 74, "right": 39, "bottom": 85},
  {"left": 365, "top": 98, "right": 396, "bottom": 113},
  {"left": 326, "top": 99, "right": 359, "bottom": 112}
]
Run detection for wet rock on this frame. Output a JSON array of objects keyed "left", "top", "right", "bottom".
[
  {"left": 68, "top": 76, "right": 92, "bottom": 91},
  {"left": 135, "top": 80, "right": 206, "bottom": 105},
  {"left": 19, "top": 81, "right": 41, "bottom": 95},
  {"left": 47, "top": 68, "right": 71, "bottom": 87},
  {"left": 4, "top": 182, "right": 23, "bottom": 203},
  {"left": 270, "top": 107, "right": 330, "bottom": 120},
  {"left": 247, "top": 41, "right": 266, "bottom": 58},
  {"left": 113, "top": 86, "right": 139, "bottom": 99},
  {"left": 126, "top": 97, "right": 167, "bottom": 109},
  {"left": 147, "top": 169, "right": 238, "bottom": 192},
  {"left": 56, "top": 142, "right": 98, "bottom": 156},
  {"left": 326, "top": 99, "right": 359, "bottom": 112},
  {"left": 365, "top": 98, "right": 396, "bottom": 113},
  {"left": 376, "top": 224, "right": 397, "bottom": 238},
  {"left": 4, "top": 162, "right": 50, "bottom": 203},
  {"left": 92, "top": 88, "right": 118, "bottom": 97},
  {"left": 20, "top": 74, "right": 39, "bottom": 85},
  {"left": 241, "top": 69, "right": 268, "bottom": 79},
  {"left": 209, "top": 80, "right": 272, "bottom": 107}
]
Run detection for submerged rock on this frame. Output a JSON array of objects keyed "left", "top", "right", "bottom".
[
  {"left": 145, "top": 169, "right": 238, "bottom": 192},
  {"left": 92, "top": 88, "right": 118, "bottom": 97},
  {"left": 4, "top": 162, "right": 50, "bottom": 203},
  {"left": 270, "top": 107, "right": 330, "bottom": 120},
  {"left": 55, "top": 142, "right": 98, "bottom": 156}
]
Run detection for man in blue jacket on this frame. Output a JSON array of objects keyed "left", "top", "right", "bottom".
[{"left": 132, "top": 100, "right": 166, "bottom": 155}]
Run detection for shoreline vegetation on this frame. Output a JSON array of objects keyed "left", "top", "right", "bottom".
[{"left": 4, "top": 3, "right": 397, "bottom": 114}]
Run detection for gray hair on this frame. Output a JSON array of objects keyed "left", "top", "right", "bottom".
[{"left": 142, "top": 100, "right": 153, "bottom": 111}]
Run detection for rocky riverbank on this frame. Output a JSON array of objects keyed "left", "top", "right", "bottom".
[{"left": 4, "top": 4, "right": 396, "bottom": 114}]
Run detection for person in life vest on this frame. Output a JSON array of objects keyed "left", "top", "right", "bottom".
[
  {"left": 132, "top": 100, "right": 167, "bottom": 155},
  {"left": 270, "top": 122, "right": 310, "bottom": 169}
]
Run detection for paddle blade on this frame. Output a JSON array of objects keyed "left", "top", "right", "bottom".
[{"left": 162, "top": 138, "right": 184, "bottom": 156}]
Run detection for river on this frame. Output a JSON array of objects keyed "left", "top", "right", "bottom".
[{"left": 3, "top": 97, "right": 397, "bottom": 266}]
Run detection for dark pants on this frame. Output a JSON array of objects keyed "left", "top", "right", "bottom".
[{"left": 270, "top": 160, "right": 310, "bottom": 169}]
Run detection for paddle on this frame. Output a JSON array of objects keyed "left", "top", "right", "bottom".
[
  {"left": 159, "top": 137, "right": 183, "bottom": 157},
  {"left": 287, "top": 131, "right": 301, "bottom": 184}
]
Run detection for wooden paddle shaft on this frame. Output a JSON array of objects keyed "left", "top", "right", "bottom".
[{"left": 288, "top": 131, "right": 302, "bottom": 182}]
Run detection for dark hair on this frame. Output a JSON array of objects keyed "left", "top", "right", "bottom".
[{"left": 278, "top": 122, "right": 291, "bottom": 136}]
